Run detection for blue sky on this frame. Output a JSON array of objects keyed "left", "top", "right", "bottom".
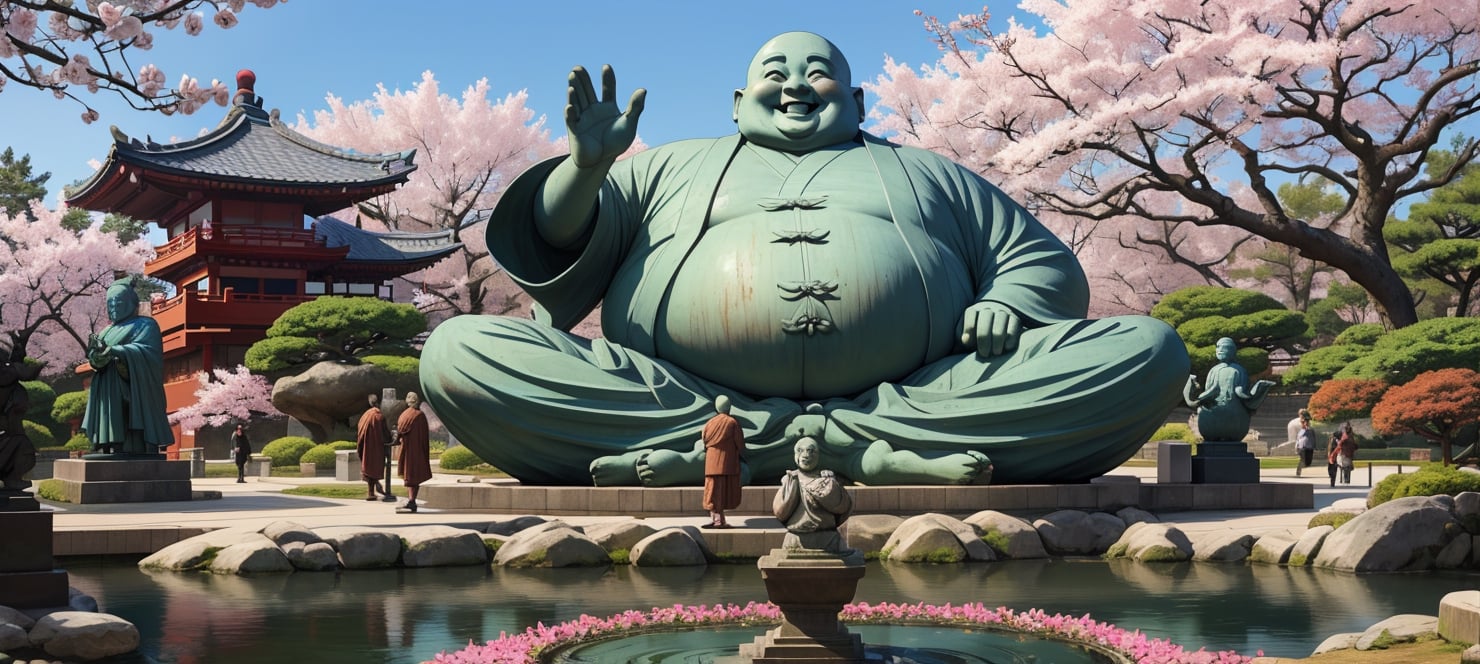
[{"left": 1, "top": 1, "right": 1000, "bottom": 201}]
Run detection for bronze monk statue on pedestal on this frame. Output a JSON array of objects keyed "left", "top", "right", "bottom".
[{"left": 420, "top": 32, "right": 1189, "bottom": 486}]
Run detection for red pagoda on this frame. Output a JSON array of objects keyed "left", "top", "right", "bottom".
[{"left": 67, "top": 70, "right": 460, "bottom": 456}]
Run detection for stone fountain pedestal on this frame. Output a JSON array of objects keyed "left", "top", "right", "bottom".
[{"left": 726, "top": 547, "right": 869, "bottom": 664}]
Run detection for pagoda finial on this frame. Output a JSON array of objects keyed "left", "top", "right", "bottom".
[{"left": 235, "top": 69, "right": 261, "bottom": 107}]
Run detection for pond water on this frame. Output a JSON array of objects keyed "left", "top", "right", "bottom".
[{"left": 65, "top": 558, "right": 1476, "bottom": 664}]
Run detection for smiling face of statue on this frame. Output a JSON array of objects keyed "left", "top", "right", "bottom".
[
  {"left": 793, "top": 437, "right": 820, "bottom": 472},
  {"left": 105, "top": 284, "right": 139, "bottom": 323},
  {"left": 734, "top": 32, "right": 864, "bottom": 153},
  {"left": 1215, "top": 338, "right": 1236, "bottom": 363}
]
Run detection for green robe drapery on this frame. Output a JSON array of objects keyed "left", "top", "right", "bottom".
[{"left": 80, "top": 315, "right": 173, "bottom": 454}]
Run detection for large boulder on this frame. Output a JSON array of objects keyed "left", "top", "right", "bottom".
[
  {"left": 843, "top": 514, "right": 905, "bottom": 555},
  {"left": 315, "top": 526, "right": 403, "bottom": 569},
  {"left": 883, "top": 514, "right": 994, "bottom": 563},
  {"left": 964, "top": 511, "right": 1046, "bottom": 559},
  {"left": 271, "top": 362, "right": 418, "bottom": 441},
  {"left": 28, "top": 611, "right": 140, "bottom": 661},
  {"left": 1286, "top": 525, "right": 1333, "bottom": 567},
  {"left": 400, "top": 525, "right": 489, "bottom": 567},
  {"left": 630, "top": 529, "right": 707, "bottom": 567},
  {"left": 1034, "top": 510, "right": 1126, "bottom": 555},
  {"left": 485, "top": 515, "right": 550, "bottom": 537},
  {"left": 1314, "top": 495, "right": 1463, "bottom": 572},
  {"left": 1249, "top": 535, "right": 1295, "bottom": 565},
  {"left": 1355, "top": 614, "right": 1438, "bottom": 650},
  {"left": 208, "top": 534, "right": 294, "bottom": 575},
  {"left": 138, "top": 527, "right": 265, "bottom": 571},
  {"left": 583, "top": 520, "right": 658, "bottom": 553},
  {"left": 494, "top": 526, "right": 609, "bottom": 568},
  {"left": 262, "top": 520, "right": 323, "bottom": 547},
  {"left": 282, "top": 541, "right": 340, "bottom": 571},
  {"left": 1190, "top": 532, "right": 1256, "bottom": 563},
  {"left": 1311, "top": 633, "right": 1361, "bottom": 656},
  {"left": 1105, "top": 522, "right": 1192, "bottom": 562},
  {"left": 0, "top": 621, "right": 27, "bottom": 652}
]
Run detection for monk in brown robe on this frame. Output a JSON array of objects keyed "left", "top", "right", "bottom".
[
  {"left": 356, "top": 394, "right": 390, "bottom": 501},
  {"left": 702, "top": 395, "right": 743, "bottom": 528},
  {"left": 397, "top": 391, "right": 433, "bottom": 513}
]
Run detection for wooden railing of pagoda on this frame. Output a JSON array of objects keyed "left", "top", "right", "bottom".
[
  {"left": 149, "top": 225, "right": 329, "bottom": 268},
  {"left": 151, "top": 288, "right": 317, "bottom": 335}
]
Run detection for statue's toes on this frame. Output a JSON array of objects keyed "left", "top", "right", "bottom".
[
  {"left": 590, "top": 454, "right": 641, "bottom": 487},
  {"left": 963, "top": 450, "right": 993, "bottom": 485}
]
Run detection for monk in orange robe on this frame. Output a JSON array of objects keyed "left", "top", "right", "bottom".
[
  {"left": 356, "top": 394, "right": 390, "bottom": 501},
  {"left": 702, "top": 396, "right": 743, "bottom": 528},
  {"left": 397, "top": 391, "right": 433, "bottom": 513}
]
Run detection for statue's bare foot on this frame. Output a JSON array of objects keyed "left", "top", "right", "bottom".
[
  {"left": 635, "top": 446, "right": 704, "bottom": 487},
  {"left": 589, "top": 452, "right": 644, "bottom": 486},
  {"left": 854, "top": 440, "right": 993, "bottom": 485}
]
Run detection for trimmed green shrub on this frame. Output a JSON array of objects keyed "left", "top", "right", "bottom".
[
  {"left": 361, "top": 354, "right": 419, "bottom": 378},
  {"left": 1307, "top": 512, "right": 1355, "bottom": 530},
  {"left": 51, "top": 390, "right": 88, "bottom": 425},
  {"left": 36, "top": 479, "right": 66, "bottom": 503},
  {"left": 22, "top": 420, "right": 54, "bottom": 447},
  {"left": 300, "top": 441, "right": 357, "bottom": 467},
  {"left": 22, "top": 380, "right": 56, "bottom": 422},
  {"left": 261, "top": 436, "right": 316, "bottom": 467},
  {"left": 64, "top": 433, "right": 90, "bottom": 451},
  {"left": 437, "top": 445, "right": 486, "bottom": 470},
  {"left": 1369, "top": 463, "right": 1480, "bottom": 508},
  {"left": 1150, "top": 423, "right": 1197, "bottom": 443}
]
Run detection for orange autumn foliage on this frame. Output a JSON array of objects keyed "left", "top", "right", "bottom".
[
  {"left": 1307, "top": 378, "right": 1389, "bottom": 422},
  {"left": 1371, "top": 368, "right": 1480, "bottom": 465}
]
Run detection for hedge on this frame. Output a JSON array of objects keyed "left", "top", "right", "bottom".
[
  {"left": 437, "top": 446, "right": 486, "bottom": 470},
  {"left": 1369, "top": 463, "right": 1480, "bottom": 508},
  {"left": 261, "top": 436, "right": 316, "bottom": 467},
  {"left": 300, "top": 441, "right": 357, "bottom": 467}
]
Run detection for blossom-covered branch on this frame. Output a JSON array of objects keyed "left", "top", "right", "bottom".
[
  {"left": 0, "top": 0, "right": 283, "bottom": 122},
  {"left": 167, "top": 364, "right": 280, "bottom": 432}
]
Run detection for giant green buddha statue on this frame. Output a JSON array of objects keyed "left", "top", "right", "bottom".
[{"left": 420, "top": 32, "right": 1190, "bottom": 486}]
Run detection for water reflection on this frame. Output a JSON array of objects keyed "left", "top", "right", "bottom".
[{"left": 65, "top": 560, "right": 1476, "bottom": 663}]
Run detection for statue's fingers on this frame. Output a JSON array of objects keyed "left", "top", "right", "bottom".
[
  {"left": 959, "top": 308, "right": 977, "bottom": 348},
  {"left": 973, "top": 309, "right": 994, "bottom": 357},
  {"left": 600, "top": 64, "right": 617, "bottom": 104},
  {"left": 626, "top": 88, "right": 647, "bottom": 122},
  {"left": 1004, "top": 314, "right": 1022, "bottom": 353},
  {"left": 990, "top": 310, "right": 1010, "bottom": 356},
  {"left": 569, "top": 66, "right": 596, "bottom": 109}
]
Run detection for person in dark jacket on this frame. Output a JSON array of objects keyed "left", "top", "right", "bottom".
[{"left": 232, "top": 424, "right": 251, "bottom": 483}]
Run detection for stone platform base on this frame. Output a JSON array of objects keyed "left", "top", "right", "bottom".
[
  {"left": 52, "top": 459, "right": 193, "bottom": 504},
  {"left": 1192, "top": 442, "right": 1261, "bottom": 484},
  {"left": 0, "top": 511, "right": 68, "bottom": 608},
  {"left": 419, "top": 476, "right": 1312, "bottom": 517}
]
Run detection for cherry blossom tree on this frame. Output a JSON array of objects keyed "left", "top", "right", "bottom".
[
  {"left": 294, "top": 72, "right": 565, "bottom": 321},
  {"left": 0, "top": 0, "right": 281, "bottom": 122},
  {"left": 869, "top": 1, "right": 1480, "bottom": 326},
  {"left": 0, "top": 201, "right": 153, "bottom": 372},
  {"left": 167, "top": 364, "right": 281, "bottom": 433}
]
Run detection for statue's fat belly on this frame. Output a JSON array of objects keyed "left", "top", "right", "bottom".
[{"left": 652, "top": 212, "right": 930, "bottom": 399}]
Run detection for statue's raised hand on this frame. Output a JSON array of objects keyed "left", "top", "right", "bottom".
[
  {"left": 566, "top": 65, "right": 645, "bottom": 168},
  {"left": 959, "top": 302, "right": 1022, "bottom": 358}
]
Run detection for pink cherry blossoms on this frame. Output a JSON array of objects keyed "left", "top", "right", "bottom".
[
  {"left": 167, "top": 364, "right": 281, "bottom": 433},
  {"left": 0, "top": 0, "right": 281, "bottom": 119},
  {"left": 431, "top": 601, "right": 1252, "bottom": 664}
]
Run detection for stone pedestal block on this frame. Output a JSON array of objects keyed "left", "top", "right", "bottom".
[
  {"left": 730, "top": 549, "right": 868, "bottom": 664},
  {"left": 0, "top": 511, "right": 68, "bottom": 608},
  {"left": 248, "top": 454, "right": 272, "bottom": 477},
  {"left": 1441, "top": 591, "right": 1480, "bottom": 645},
  {"left": 180, "top": 447, "right": 206, "bottom": 478},
  {"left": 1157, "top": 442, "right": 1192, "bottom": 483},
  {"left": 336, "top": 450, "right": 361, "bottom": 482},
  {"left": 53, "top": 459, "right": 193, "bottom": 504},
  {"left": 1191, "top": 441, "right": 1260, "bottom": 484}
]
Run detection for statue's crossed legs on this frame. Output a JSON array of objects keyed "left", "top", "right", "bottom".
[{"left": 420, "top": 315, "right": 1187, "bottom": 486}]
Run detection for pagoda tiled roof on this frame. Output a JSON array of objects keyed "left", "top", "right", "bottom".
[
  {"left": 96, "top": 102, "right": 414, "bottom": 187},
  {"left": 314, "top": 215, "right": 462, "bottom": 266}
]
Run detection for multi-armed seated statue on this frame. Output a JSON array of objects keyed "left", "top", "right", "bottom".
[{"left": 421, "top": 32, "right": 1190, "bottom": 486}]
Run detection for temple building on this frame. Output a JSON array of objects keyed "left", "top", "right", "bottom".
[{"left": 67, "top": 70, "right": 460, "bottom": 455}]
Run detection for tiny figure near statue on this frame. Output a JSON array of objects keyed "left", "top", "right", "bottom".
[
  {"left": 396, "top": 392, "right": 432, "bottom": 513},
  {"left": 1183, "top": 337, "right": 1275, "bottom": 442},
  {"left": 356, "top": 394, "right": 393, "bottom": 501},
  {"left": 773, "top": 437, "right": 856, "bottom": 556},
  {"left": 701, "top": 395, "right": 743, "bottom": 529}
]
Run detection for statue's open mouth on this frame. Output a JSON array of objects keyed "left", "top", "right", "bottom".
[{"left": 779, "top": 102, "right": 818, "bottom": 115}]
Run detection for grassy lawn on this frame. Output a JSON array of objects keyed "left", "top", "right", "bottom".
[{"left": 281, "top": 483, "right": 409, "bottom": 499}]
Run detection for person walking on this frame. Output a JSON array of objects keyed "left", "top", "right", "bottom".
[
  {"left": 357, "top": 394, "right": 392, "bottom": 501},
  {"left": 701, "top": 395, "right": 743, "bottom": 529},
  {"left": 1325, "top": 428, "right": 1340, "bottom": 487},
  {"left": 231, "top": 424, "right": 251, "bottom": 483},
  {"left": 1334, "top": 422, "right": 1359, "bottom": 485},
  {"left": 1295, "top": 415, "right": 1316, "bottom": 477}
]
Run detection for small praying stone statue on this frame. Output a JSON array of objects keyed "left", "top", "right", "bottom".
[
  {"left": 1183, "top": 337, "right": 1275, "bottom": 442},
  {"left": 773, "top": 437, "right": 855, "bottom": 555},
  {"left": 0, "top": 343, "right": 42, "bottom": 493}
]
